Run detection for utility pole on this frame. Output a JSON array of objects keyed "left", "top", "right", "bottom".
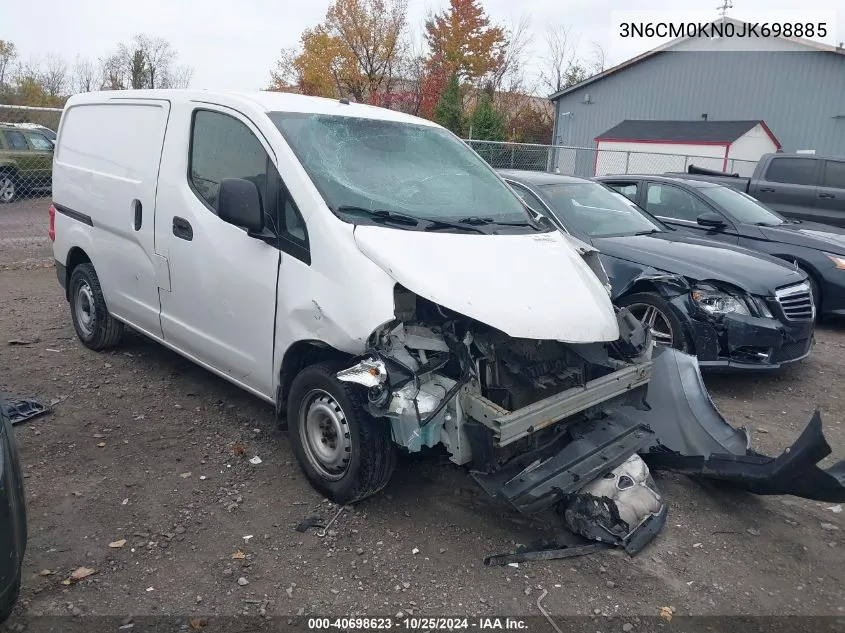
[{"left": 716, "top": 0, "right": 733, "bottom": 18}]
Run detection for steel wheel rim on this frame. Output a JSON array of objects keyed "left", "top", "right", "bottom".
[
  {"left": 74, "top": 281, "right": 96, "bottom": 338},
  {"left": 0, "top": 177, "right": 14, "bottom": 202},
  {"left": 627, "top": 303, "right": 674, "bottom": 346},
  {"left": 299, "top": 389, "right": 351, "bottom": 481}
]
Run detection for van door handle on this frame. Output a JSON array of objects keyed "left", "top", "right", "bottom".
[
  {"left": 819, "top": 193, "right": 836, "bottom": 199},
  {"left": 759, "top": 187, "right": 776, "bottom": 193},
  {"left": 172, "top": 216, "right": 193, "bottom": 241},
  {"left": 133, "top": 200, "right": 142, "bottom": 231}
]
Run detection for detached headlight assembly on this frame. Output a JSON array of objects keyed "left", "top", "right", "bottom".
[
  {"left": 826, "top": 253, "right": 845, "bottom": 270},
  {"left": 691, "top": 284, "right": 750, "bottom": 316}
]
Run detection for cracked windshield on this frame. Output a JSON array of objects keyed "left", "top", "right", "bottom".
[{"left": 269, "top": 112, "right": 542, "bottom": 232}]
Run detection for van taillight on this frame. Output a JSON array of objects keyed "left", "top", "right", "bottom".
[{"left": 48, "top": 204, "right": 56, "bottom": 241}]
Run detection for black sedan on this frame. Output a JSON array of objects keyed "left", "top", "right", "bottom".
[
  {"left": 0, "top": 393, "right": 26, "bottom": 624},
  {"left": 498, "top": 169, "right": 815, "bottom": 372},
  {"left": 595, "top": 175, "right": 845, "bottom": 318}
]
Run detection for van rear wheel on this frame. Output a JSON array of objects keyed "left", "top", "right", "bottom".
[
  {"left": 69, "top": 263, "right": 125, "bottom": 351},
  {"left": 287, "top": 362, "right": 396, "bottom": 504}
]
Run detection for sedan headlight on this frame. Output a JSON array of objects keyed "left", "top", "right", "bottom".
[
  {"left": 825, "top": 253, "right": 845, "bottom": 270},
  {"left": 691, "top": 284, "right": 751, "bottom": 316}
]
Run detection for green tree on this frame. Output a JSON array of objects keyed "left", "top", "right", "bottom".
[
  {"left": 433, "top": 74, "right": 463, "bottom": 135},
  {"left": 468, "top": 90, "right": 504, "bottom": 140}
]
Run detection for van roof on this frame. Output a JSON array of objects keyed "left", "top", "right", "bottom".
[{"left": 64, "top": 89, "right": 439, "bottom": 127}]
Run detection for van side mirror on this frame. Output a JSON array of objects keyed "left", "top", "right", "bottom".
[
  {"left": 696, "top": 211, "right": 727, "bottom": 229},
  {"left": 218, "top": 178, "right": 263, "bottom": 232}
]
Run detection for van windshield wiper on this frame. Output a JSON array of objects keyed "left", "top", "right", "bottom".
[
  {"left": 456, "top": 216, "right": 537, "bottom": 227},
  {"left": 633, "top": 229, "right": 661, "bottom": 235},
  {"left": 336, "top": 205, "right": 420, "bottom": 226},
  {"left": 423, "top": 219, "right": 485, "bottom": 234}
]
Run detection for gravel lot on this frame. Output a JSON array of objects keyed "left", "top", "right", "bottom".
[{"left": 2, "top": 198, "right": 845, "bottom": 624}]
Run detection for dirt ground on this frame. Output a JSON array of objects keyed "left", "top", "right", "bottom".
[{"left": 1, "top": 198, "right": 844, "bottom": 623}]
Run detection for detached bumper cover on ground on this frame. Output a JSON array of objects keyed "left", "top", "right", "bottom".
[{"left": 631, "top": 347, "right": 845, "bottom": 502}]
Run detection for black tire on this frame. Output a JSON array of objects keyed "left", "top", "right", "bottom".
[
  {"left": 68, "top": 263, "right": 125, "bottom": 351},
  {"left": 287, "top": 361, "right": 396, "bottom": 504},
  {"left": 617, "top": 292, "right": 689, "bottom": 352},
  {"left": 0, "top": 574, "right": 20, "bottom": 624},
  {"left": 0, "top": 171, "right": 17, "bottom": 204}
]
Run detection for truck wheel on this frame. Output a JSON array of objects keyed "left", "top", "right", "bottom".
[
  {"left": 617, "top": 292, "right": 689, "bottom": 351},
  {"left": 287, "top": 362, "right": 396, "bottom": 504},
  {"left": 69, "top": 263, "right": 125, "bottom": 351},
  {"left": 0, "top": 172, "right": 17, "bottom": 204}
]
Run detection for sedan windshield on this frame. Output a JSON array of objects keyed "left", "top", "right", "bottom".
[
  {"left": 697, "top": 185, "right": 786, "bottom": 226},
  {"left": 540, "top": 182, "right": 664, "bottom": 237},
  {"left": 268, "top": 112, "right": 537, "bottom": 231}
]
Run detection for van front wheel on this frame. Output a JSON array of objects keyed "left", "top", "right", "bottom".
[
  {"left": 69, "top": 263, "right": 125, "bottom": 351},
  {"left": 287, "top": 362, "right": 396, "bottom": 504}
]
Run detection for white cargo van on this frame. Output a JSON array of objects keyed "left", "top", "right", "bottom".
[{"left": 50, "top": 90, "right": 845, "bottom": 550}]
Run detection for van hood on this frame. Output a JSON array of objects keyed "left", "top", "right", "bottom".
[{"left": 353, "top": 226, "right": 620, "bottom": 343}]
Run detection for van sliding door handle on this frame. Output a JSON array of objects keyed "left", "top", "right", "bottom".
[
  {"left": 133, "top": 200, "right": 142, "bottom": 230},
  {"left": 172, "top": 216, "right": 193, "bottom": 241},
  {"left": 759, "top": 187, "right": 776, "bottom": 193},
  {"left": 819, "top": 193, "right": 836, "bottom": 199}
]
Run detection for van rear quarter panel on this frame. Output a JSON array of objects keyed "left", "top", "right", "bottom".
[{"left": 53, "top": 100, "right": 170, "bottom": 335}]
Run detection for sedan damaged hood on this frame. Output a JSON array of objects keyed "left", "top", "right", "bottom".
[
  {"left": 353, "top": 226, "right": 620, "bottom": 343},
  {"left": 759, "top": 221, "right": 845, "bottom": 253},
  {"left": 593, "top": 233, "right": 806, "bottom": 296}
]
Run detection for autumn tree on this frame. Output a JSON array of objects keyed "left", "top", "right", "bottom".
[
  {"left": 434, "top": 74, "right": 463, "bottom": 135},
  {"left": 423, "top": 0, "right": 507, "bottom": 86},
  {"left": 269, "top": 0, "right": 408, "bottom": 102}
]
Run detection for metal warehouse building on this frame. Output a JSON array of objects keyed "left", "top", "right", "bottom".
[{"left": 550, "top": 18, "right": 845, "bottom": 176}]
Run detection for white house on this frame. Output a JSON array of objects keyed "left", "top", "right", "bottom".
[{"left": 593, "top": 120, "right": 781, "bottom": 177}]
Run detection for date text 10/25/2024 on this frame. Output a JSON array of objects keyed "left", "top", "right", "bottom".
[{"left": 308, "top": 617, "right": 529, "bottom": 630}]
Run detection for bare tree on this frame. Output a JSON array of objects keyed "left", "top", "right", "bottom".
[
  {"left": 72, "top": 56, "right": 97, "bottom": 93},
  {"left": 0, "top": 40, "right": 17, "bottom": 88},
  {"left": 491, "top": 15, "right": 533, "bottom": 93},
  {"left": 161, "top": 65, "right": 193, "bottom": 89},
  {"left": 98, "top": 54, "right": 126, "bottom": 90},
  {"left": 110, "top": 34, "right": 192, "bottom": 90},
  {"left": 590, "top": 42, "right": 607, "bottom": 74},
  {"left": 41, "top": 53, "right": 68, "bottom": 97},
  {"left": 539, "top": 25, "right": 582, "bottom": 94}
]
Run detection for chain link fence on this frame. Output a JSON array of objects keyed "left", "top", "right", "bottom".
[
  {"left": 0, "top": 105, "right": 63, "bottom": 204},
  {"left": 465, "top": 139, "right": 759, "bottom": 179}
]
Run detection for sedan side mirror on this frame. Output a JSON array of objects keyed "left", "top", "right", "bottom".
[
  {"left": 696, "top": 211, "right": 727, "bottom": 229},
  {"left": 218, "top": 178, "right": 263, "bottom": 232}
]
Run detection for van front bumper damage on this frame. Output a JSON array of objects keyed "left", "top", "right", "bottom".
[{"left": 337, "top": 320, "right": 845, "bottom": 558}]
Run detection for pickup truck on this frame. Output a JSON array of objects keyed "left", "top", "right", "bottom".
[{"left": 666, "top": 153, "right": 845, "bottom": 228}]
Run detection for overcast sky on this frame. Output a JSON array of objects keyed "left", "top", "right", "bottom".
[{"left": 4, "top": 0, "right": 843, "bottom": 94}]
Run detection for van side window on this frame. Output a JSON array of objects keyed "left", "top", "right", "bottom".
[
  {"left": 189, "top": 110, "right": 268, "bottom": 213},
  {"left": 764, "top": 158, "right": 817, "bottom": 186}
]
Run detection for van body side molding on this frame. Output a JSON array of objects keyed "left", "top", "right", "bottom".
[{"left": 53, "top": 203, "right": 94, "bottom": 227}]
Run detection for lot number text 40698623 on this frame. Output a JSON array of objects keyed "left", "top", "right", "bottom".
[{"left": 307, "top": 617, "right": 528, "bottom": 630}]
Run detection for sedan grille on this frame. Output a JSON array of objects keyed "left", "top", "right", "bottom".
[{"left": 775, "top": 282, "right": 814, "bottom": 321}]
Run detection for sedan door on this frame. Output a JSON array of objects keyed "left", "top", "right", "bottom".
[{"left": 642, "top": 181, "right": 740, "bottom": 245}]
